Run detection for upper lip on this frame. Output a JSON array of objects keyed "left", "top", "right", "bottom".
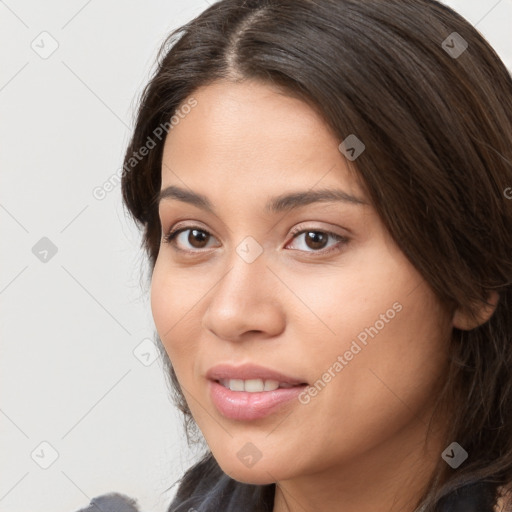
[{"left": 206, "top": 363, "right": 307, "bottom": 385}]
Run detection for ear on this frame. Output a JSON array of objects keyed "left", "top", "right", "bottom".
[{"left": 452, "top": 290, "right": 500, "bottom": 330}]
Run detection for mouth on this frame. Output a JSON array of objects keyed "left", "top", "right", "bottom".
[
  {"left": 206, "top": 362, "right": 308, "bottom": 388},
  {"left": 206, "top": 363, "right": 309, "bottom": 421},
  {"left": 215, "top": 378, "right": 307, "bottom": 392}
]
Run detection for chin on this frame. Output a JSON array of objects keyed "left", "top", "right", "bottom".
[{"left": 214, "top": 456, "right": 283, "bottom": 485}]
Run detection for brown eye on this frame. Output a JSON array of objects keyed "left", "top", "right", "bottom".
[
  {"left": 162, "top": 227, "right": 218, "bottom": 251},
  {"left": 303, "top": 231, "right": 328, "bottom": 250},
  {"left": 287, "top": 228, "right": 349, "bottom": 256},
  {"left": 187, "top": 229, "right": 209, "bottom": 248}
]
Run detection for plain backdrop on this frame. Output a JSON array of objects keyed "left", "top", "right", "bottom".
[{"left": 1, "top": 1, "right": 510, "bottom": 511}]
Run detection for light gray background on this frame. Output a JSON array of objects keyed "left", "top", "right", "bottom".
[{"left": 1, "top": 1, "right": 510, "bottom": 511}]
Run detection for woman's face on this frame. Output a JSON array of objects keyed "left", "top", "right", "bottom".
[{"left": 151, "top": 80, "right": 453, "bottom": 485}]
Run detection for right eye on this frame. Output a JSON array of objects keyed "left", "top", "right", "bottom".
[{"left": 162, "top": 226, "right": 220, "bottom": 253}]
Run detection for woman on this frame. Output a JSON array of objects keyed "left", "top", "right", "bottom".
[{"left": 79, "top": 0, "right": 512, "bottom": 510}]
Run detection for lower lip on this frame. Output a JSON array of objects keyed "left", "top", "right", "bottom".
[{"left": 209, "top": 380, "right": 307, "bottom": 421}]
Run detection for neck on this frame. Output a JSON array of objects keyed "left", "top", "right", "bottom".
[{"left": 272, "top": 414, "right": 448, "bottom": 512}]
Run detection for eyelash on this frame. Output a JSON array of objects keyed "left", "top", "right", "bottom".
[{"left": 162, "top": 224, "right": 349, "bottom": 257}]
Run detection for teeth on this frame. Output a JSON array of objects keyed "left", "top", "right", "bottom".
[
  {"left": 263, "top": 380, "right": 280, "bottom": 391},
  {"left": 230, "top": 379, "right": 245, "bottom": 391},
  {"left": 218, "top": 378, "right": 285, "bottom": 392},
  {"left": 245, "top": 379, "right": 267, "bottom": 392}
]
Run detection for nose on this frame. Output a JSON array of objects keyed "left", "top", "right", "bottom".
[{"left": 201, "top": 247, "right": 286, "bottom": 343}]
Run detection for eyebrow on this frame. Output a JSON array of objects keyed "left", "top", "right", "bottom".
[{"left": 157, "top": 185, "right": 367, "bottom": 214}]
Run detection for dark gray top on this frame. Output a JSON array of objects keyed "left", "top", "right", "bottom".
[{"left": 73, "top": 479, "right": 500, "bottom": 511}]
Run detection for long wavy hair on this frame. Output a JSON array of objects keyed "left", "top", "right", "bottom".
[{"left": 121, "top": 1, "right": 512, "bottom": 510}]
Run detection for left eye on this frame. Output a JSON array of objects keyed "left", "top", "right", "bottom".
[{"left": 286, "top": 229, "right": 348, "bottom": 254}]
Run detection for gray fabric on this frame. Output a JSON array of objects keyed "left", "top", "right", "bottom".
[
  {"left": 75, "top": 480, "right": 496, "bottom": 511},
  {"left": 74, "top": 493, "right": 140, "bottom": 512}
]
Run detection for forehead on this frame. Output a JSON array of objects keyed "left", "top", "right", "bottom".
[{"left": 160, "top": 79, "right": 365, "bottom": 204}]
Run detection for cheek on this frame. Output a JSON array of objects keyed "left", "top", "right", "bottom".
[
  {"left": 277, "top": 251, "right": 401, "bottom": 358},
  {"left": 150, "top": 263, "right": 171, "bottom": 343},
  {"left": 287, "top": 252, "right": 451, "bottom": 433},
  {"left": 150, "top": 261, "right": 200, "bottom": 366},
  {"left": 311, "top": 285, "right": 450, "bottom": 445}
]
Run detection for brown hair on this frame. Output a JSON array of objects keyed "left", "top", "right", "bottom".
[{"left": 121, "top": 0, "right": 512, "bottom": 510}]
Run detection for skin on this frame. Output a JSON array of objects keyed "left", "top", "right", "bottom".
[{"left": 150, "top": 79, "right": 497, "bottom": 512}]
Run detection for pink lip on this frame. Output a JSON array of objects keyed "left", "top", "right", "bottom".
[
  {"left": 206, "top": 363, "right": 308, "bottom": 421},
  {"left": 209, "top": 380, "right": 307, "bottom": 421},
  {"left": 206, "top": 363, "right": 307, "bottom": 385}
]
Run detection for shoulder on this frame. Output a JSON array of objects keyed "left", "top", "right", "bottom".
[
  {"left": 74, "top": 492, "right": 140, "bottom": 512},
  {"left": 437, "top": 481, "right": 510, "bottom": 512},
  {"left": 167, "top": 453, "right": 274, "bottom": 512},
  {"left": 166, "top": 454, "right": 238, "bottom": 511}
]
